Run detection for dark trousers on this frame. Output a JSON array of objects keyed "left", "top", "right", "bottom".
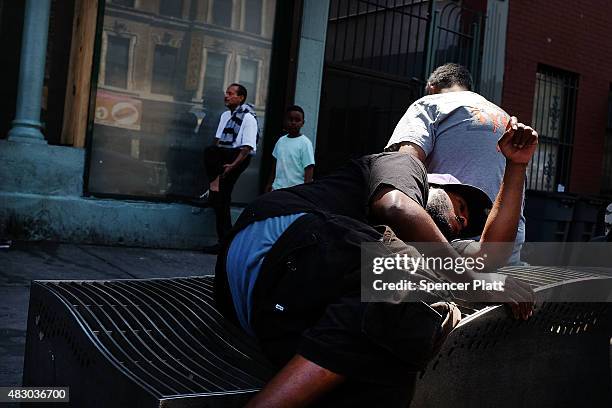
[{"left": 204, "top": 145, "right": 251, "bottom": 241}]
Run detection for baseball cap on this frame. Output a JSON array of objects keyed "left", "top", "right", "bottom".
[{"left": 427, "top": 174, "right": 493, "bottom": 238}]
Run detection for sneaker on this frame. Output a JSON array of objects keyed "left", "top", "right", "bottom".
[{"left": 202, "top": 243, "right": 220, "bottom": 255}]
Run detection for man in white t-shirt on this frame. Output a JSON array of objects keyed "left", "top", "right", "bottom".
[
  {"left": 203, "top": 83, "right": 258, "bottom": 253},
  {"left": 385, "top": 63, "right": 527, "bottom": 264},
  {"left": 266, "top": 105, "right": 315, "bottom": 191}
]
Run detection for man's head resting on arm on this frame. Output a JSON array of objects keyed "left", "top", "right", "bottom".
[{"left": 425, "top": 174, "right": 492, "bottom": 240}]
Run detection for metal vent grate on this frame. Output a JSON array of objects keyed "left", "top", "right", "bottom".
[
  {"left": 24, "top": 269, "right": 611, "bottom": 407},
  {"left": 411, "top": 267, "right": 612, "bottom": 408},
  {"left": 500, "top": 265, "right": 607, "bottom": 287},
  {"left": 28, "top": 276, "right": 273, "bottom": 403}
]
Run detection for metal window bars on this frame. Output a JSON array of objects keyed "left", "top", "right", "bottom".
[{"left": 527, "top": 65, "right": 579, "bottom": 192}]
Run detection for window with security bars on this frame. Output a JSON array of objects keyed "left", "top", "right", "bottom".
[
  {"left": 602, "top": 85, "right": 612, "bottom": 194},
  {"left": 527, "top": 65, "right": 578, "bottom": 192}
]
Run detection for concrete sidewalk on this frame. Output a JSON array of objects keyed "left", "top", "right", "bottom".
[{"left": 0, "top": 241, "right": 217, "bottom": 388}]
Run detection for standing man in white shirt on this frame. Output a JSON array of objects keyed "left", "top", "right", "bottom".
[
  {"left": 385, "top": 63, "right": 526, "bottom": 264},
  {"left": 203, "top": 83, "right": 259, "bottom": 254}
]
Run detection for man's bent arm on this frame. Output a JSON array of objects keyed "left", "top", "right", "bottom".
[
  {"left": 371, "top": 187, "right": 449, "bottom": 245},
  {"left": 467, "top": 161, "right": 526, "bottom": 266},
  {"left": 465, "top": 118, "right": 538, "bottom": 267},
  {"left": 370, "top": 187, "right": 477, "bottom": 286},
  {"left": 223, "top": 146, "right": 253, "bottom": 175},
  {"left": 370, "top": 185, "right": 534, "bottom": 318}
]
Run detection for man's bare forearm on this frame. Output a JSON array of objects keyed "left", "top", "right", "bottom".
[
  {"left": 246, "top": 355, "right": 344, "bottom": 408},
  {"left": 229, "top": 146, "right": 252, "bottom": 168},
  {"left": 370, "top": 188, "right": 484, "bottom": 284},
  {"left": 480, "top": 162, "right": 526, "bottom": 243},
  {"left": 471, "top": 117, "right": 538, "bottom": 266},
  {"left": 470, "top": 162, "right": 526, "bottom": 266}
]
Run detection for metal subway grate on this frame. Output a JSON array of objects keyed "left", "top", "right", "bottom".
[
  {"left": 39, "top": 276, "right": 272, "bottom": 398},
  {"left": 500, "top": 265, "right": 606, "bottom": 287}
]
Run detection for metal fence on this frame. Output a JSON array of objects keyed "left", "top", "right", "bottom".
[
  {"left": 325, "top": 0, "right": 482, "bottom": 82},
  {"left": 527, "top": 65, "right": 578, "bottom": 192},
  {"left": 326, "top": 0, "right": 431, "bottom": 80},
  {"left": 317, "top": 0, "right": 483, "bottom": 174},
  {"left": 426, "top": 1, "right": 482, "bottom": 81}
]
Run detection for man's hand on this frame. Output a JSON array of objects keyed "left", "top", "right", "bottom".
[
  {"left": 478, "top": 273, "right": 534, "bottom": 320},
  {"left": 502, "top": 276, "right": 535, "bottom": 320},
  {"left": 222, "top": 163, "right": 235, "bottom": 176},
  {"left": 223, "top": 146, "right": 252, "bottom": 177},
  {"left": 497, "top": 116, "right": 538, "bottom": 164},
  {"left": 451, "top": 271, "right": 535, "bottom": 320}
]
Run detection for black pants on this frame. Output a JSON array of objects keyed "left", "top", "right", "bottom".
[{"left": 204, "top": 145, "right": 251, "bottom": 241}]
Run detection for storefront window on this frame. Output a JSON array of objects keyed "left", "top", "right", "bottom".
[{"left": 88, "top": 0, "right": 276, "bottom": 201}]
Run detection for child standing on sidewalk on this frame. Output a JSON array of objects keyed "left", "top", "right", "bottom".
[{"left": 266, "top": 105, "right": 315, "bottom": 191}]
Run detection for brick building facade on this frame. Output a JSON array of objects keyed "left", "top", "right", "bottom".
[{"left": 502, "top": 0, "right": 612, "bottom": 195}]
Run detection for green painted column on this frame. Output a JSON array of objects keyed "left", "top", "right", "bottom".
[
  {"left": 7, "top": 0, "right": 52, "bottom": 144},
  {"left": 294, "top": 0, "right": 330, "bottom": 149}
]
